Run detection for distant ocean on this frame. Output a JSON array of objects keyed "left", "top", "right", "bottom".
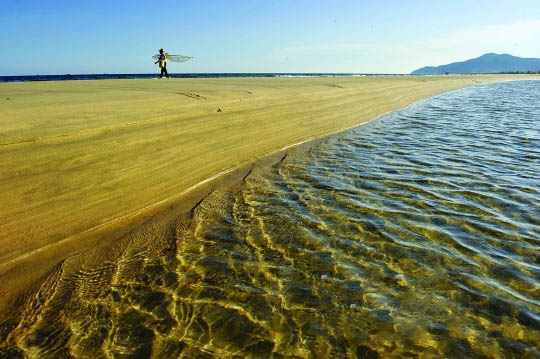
[{"left": 0, "top": 73, "right": 404, "bottom": 82}]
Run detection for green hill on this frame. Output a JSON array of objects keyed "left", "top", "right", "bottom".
[{"left": 411, "top": 53, "right": 540, "bottom": 75}]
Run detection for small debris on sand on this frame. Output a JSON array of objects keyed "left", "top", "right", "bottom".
[{"left": 321, "top": 274, "right": 331, "bottom": 282}]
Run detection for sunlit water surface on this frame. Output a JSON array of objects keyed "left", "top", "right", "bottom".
[{"left": 1, "top": 81, "right": 539, "bottom": 359}]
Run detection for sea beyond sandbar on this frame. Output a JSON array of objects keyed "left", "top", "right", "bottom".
[{"left": 0, "top": 74, "right": 537, "bottom": 312}]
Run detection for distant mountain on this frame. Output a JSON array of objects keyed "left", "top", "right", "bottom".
[{"left": 411, "top": 53, "right": 540, "bottom": 75}]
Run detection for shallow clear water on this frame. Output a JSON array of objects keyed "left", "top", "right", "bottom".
[{"left": 1, "top": 81, "right": 539, "bottom": 358}]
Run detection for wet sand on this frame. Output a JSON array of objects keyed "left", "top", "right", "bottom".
[{"left": 0, "top": 75, "right": 537, "bottom": 317}]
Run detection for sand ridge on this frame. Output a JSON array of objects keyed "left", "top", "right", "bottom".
[{"left": 0, "top": 75, "right": 538, "bottom": 314}]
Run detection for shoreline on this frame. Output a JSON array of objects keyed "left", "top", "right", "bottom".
[
  {"left": 0, "top": 73, "right": 443, "bottom": 83},
  {"left": 1, "top": 74, "right": 538, "bottom": 317}
]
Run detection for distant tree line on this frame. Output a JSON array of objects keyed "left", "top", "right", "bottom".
[
  {"left": 441, "top": 71, "right": 540, "bottom": 75},
  {"left": 496, "top": 70, "right": 540, "bottom": 74}
]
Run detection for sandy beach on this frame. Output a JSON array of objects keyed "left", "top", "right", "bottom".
[{"left": 0, "top": 74, "right": 537, "bottom": 315}]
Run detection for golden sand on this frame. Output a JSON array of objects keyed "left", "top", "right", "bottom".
[{"left": 0, "top": 75, "right": 536, "bottom": 312}]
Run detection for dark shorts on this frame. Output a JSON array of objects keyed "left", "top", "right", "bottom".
[{"left": 160, "top": 67, "right": 169, "bottom": 78}]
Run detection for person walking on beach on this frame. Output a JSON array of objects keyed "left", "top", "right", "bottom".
[{"left": 155, "top": 48, "right": 170, "bottom": 79}]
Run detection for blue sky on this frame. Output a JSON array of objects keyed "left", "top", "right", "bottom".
[{"left": 2, "top": 0, "right": 540, "bottom": 75}]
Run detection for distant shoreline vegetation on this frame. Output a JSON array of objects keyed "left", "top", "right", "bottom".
[
  {"left": 494, "top": 70, "right": 540, "bottom": 74},
  {"left": 420, "top": 71, "right": 540, "bottom": 75}
]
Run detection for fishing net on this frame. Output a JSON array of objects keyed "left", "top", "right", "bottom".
[{"left": 152, "top": 53, "right": 193, "bottom": 62}]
